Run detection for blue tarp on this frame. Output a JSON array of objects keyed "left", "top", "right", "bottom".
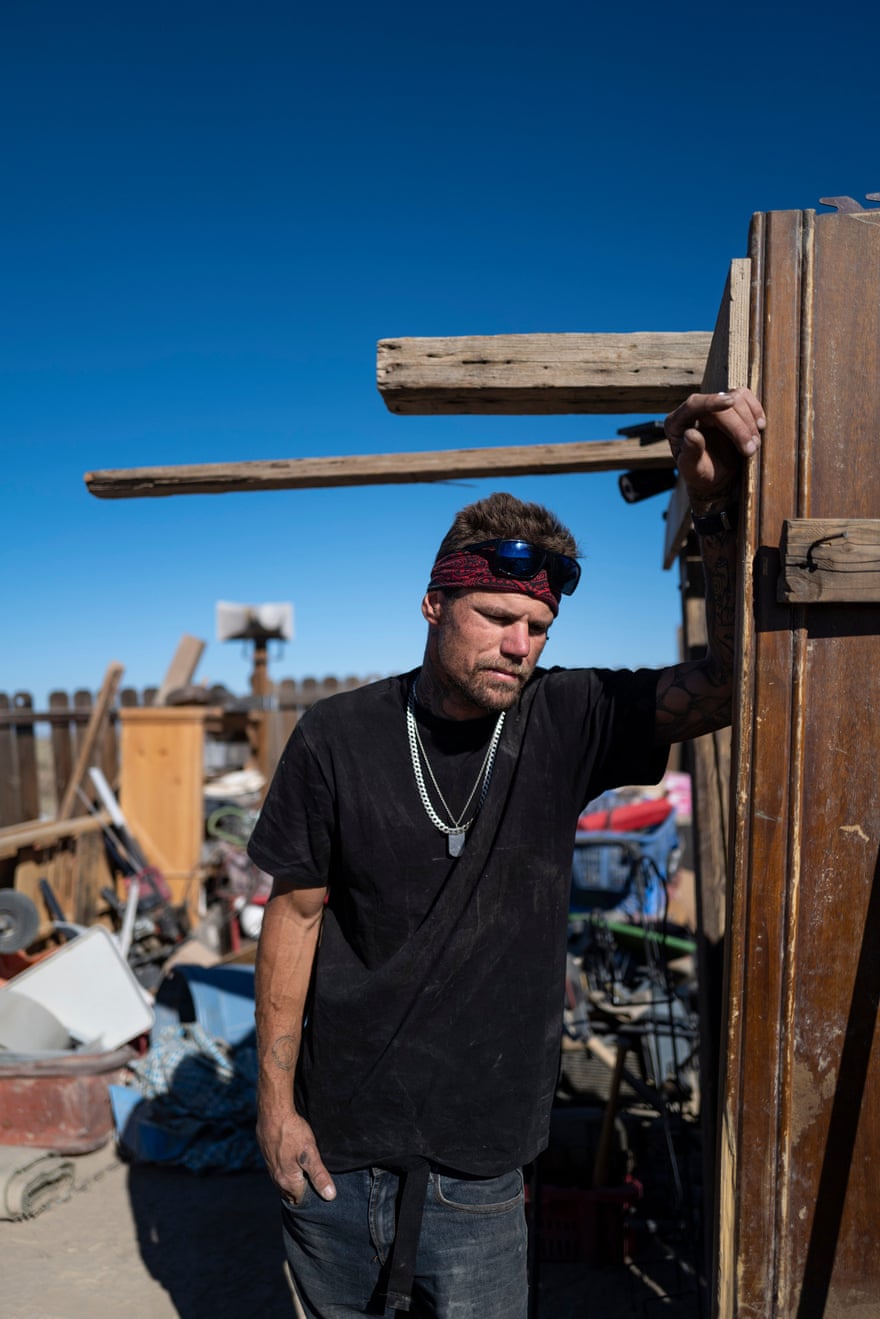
[{"left": 110, "top": 966, "right": 263, "bottom": 1172}]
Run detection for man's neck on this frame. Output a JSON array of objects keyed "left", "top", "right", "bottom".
[{"left": 415, "top": 661, "right": 489, "bottom": 722}]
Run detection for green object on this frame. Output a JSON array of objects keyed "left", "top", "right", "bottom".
[
  {"left": 603, "top": 920, "right": 695, "bottom": 957},
  {"left": 569, "top": 912, "right": 696, "bottom": 958}
]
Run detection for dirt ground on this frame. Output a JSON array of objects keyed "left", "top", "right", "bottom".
[
  {"left": 2, "top": 1155, "right": 288, "bottom": 1319},
  {"left": 1, "top": 1146, "right": 702, "bottom": 1319}
]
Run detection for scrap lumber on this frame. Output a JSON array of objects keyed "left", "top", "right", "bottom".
[
  {"left": 779, "top": 518, "right": 880, "bottom": 602},
  {"left": 84, "top": 332, "right": 706, "bottom": 501},
  {"left": 156, "top": 634, "right": 206, "bottom": 704},
  {"left": 56, "top": 663, "right": 124, "bottom": 820},
  {"left": 0, "top": 812, "right": 110, "bottom": 861},
  {"left": 377, "top": 331, "right": 712, "bottom": 414},
  {"left": 84, "top": 436, "right": 674, "bottom": 500}
]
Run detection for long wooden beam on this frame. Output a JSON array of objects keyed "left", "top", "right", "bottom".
[
  {"left": 377, "top": 332, "right": 712, "bottom": 414},
  {"left": 84, "top": 436, "right": 674, "bottom": 500},
  {"left": 0, "top": 811, "right": 111, "bottom": 861}
]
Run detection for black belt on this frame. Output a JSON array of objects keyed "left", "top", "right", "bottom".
[{"left": 380, "top": 1159, "right": 431, "bottom": 1313}]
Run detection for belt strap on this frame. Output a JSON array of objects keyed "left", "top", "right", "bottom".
[{"left": 383, "top": 1161, "right": 430, "bottom": 1312}]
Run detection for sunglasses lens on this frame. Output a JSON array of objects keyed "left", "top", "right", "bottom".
[
  {"left": 494, "top": 540, "right": 545, "bottom": 578},
  {"left": 553, "top": 555, "right": 581, "bottom": 595}
]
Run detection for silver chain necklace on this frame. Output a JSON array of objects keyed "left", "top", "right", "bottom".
[{"left": 406, "top": 682, "right": 505, "bottom": 857}]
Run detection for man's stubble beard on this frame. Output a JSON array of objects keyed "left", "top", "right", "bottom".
[{"left": 448, "top": 664, "right": 527, "bottom": 714}]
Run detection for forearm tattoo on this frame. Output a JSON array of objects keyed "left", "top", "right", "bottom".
[
  {"left": 270, "top": 1035, "right": 299, "bottom": 1072},
  {"left": 656, "top": 524, "right": 737, "bottom": 742}
]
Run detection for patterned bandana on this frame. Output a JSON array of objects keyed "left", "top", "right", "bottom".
[{"left": 428, "top": 550, "right": 561, "bottom": 616}]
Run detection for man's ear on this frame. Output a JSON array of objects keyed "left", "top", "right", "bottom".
[{"left": 422, "top": 589, "right": 445, "bottom": 625}]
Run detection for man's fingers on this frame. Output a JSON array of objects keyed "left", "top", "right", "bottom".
[
  {"left": 667, "top": 388, "right": 765, "bottom": 456},
  {"left": 278, "top": 1158, "right": 336, "bottom": 1205},
  {"left": 259, "top": 1113, "right": 338, "bottom": 1204},
  {"left": 722, "top": 388, "right": 766, "bottom": 452},
  {"left": 297, "top": 1145, "right": 337, "bottom": 1200},
  {"left": 310, "top": 1166, "right": 338, "bottom": 1200}
]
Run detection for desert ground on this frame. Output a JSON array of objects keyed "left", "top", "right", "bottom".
[{"left": 1, "top": 1145, "right": 700, "bottom": 1319}]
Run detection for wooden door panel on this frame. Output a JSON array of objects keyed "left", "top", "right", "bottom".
[{"left": 721, "top": 206, "right": 880, "bottom": 1316}]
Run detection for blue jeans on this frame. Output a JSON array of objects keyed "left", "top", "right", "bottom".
[{"left": 281, "top": 1166, "right": 528, "bottom": 1318}]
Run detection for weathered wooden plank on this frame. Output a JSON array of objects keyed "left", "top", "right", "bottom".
[
  {"left": 677, "top": 545, "right": 732, "bottom": 1289},
  {"left": 49, "top": 691, "right": 74, "bottom": 811},
  {"left": 0, "top": 703, "right": 101, "bottom": 726},
  {"left": 720, "top": 206, "right": 880, "bottom": 1317},
  {"left": 663, "top": 260, "right": 751, "bottom": 568},
  {"left": 377, "top": 331, "right": 712, "bottom": 414},
  {"left": 73, "top": 829, "right": 113, "bottom": 926},
  {"left": 58, "top": 663, "right": 124, "bottom": 820},
  {"left": 13, "top": 692, "right": 39, "bottom": 822},
  {"left": 83, "top": 436, "right": 674, "bottom": 500},
  {"left": 0, "top": 694, "right": 20, "bottom": 827},
  {"left": 779, "top": 518, "right": 880, "bottom": 602},
  {"left": 72, "top": 689, "right": 93, "bottom": 762},
  {"left": 101, "top": 707, "right": 119, "bottom": 791},
  {"left": 719, "top": 206, "right": 805, "bottom": 1319},
  {"left": 156, "top": 634, "right": 206, "bottom": 703},
  {"left": 658, "top": 262, "right": 752, "bottom": 1286},
  {"left": 0, "top": 811, "right": 110, "bottom": 860}
]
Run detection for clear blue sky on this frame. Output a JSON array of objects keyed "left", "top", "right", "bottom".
[{"left": 3, "top": 1, "right": 874, "bottom": 706}]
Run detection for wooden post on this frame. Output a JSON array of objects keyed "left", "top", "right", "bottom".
[{"left": 718, "top": 205, "right": 880, "bottom": 1316}]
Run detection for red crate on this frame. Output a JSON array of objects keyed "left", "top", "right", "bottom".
[{"left": 527, "top": 1181, "right": 642, "bottom": 1265}]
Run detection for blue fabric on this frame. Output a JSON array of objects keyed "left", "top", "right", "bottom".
[
  {"left": 151, "top": 964, "right": 256, "bottom": 1047},
  {"left": 111, "top": 1023, "right": 262, "bottom": 1172},
  {"left": 280, "top": 1166, "right": 528, "bottom": 1318}
]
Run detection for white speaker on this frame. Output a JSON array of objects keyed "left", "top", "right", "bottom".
[{"left": 215, "top": 601, "right": 294, "bottom": 643}]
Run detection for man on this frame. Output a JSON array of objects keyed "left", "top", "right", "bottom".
[{"left": 248, "top": 387, "right": 765, "bottom": 1318}]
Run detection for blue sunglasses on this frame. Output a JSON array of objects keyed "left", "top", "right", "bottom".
[{"left": 465, "top": 539, "right": 581, "bottom": 596}]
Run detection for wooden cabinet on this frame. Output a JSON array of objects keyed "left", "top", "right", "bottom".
[{"left": 118, "top": 707, "right": 212, "bottom": 920}]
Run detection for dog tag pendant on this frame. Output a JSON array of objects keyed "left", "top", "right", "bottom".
[{"left": 448, "top": 830, "right": 466, "bottom": 858}]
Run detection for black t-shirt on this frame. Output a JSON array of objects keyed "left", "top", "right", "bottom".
[{"left": 248, "top": 664, "right": 667, "bottom": 1175}]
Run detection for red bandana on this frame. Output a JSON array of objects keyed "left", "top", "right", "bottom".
[{"left": 428, "top": 551, "right": 561, "bottom": 616}]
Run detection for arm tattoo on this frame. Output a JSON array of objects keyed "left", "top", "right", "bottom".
[
  {"left": 271, "top": 1035, "right": 299, "bottom": 1072},
  {"left": 656, "top": 523, "right": 737, "bottom": 743}
]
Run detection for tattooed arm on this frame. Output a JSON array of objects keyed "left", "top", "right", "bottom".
[
  {"left": 254, "top": 881, "right": 336, "bottom": 1203},
  {"left": 654, "top": 387, "right": 766, "bottom": 746}
]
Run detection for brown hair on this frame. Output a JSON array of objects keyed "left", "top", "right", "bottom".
[{"left": 433, "top": 491, "right": 579, "bottom": 561}]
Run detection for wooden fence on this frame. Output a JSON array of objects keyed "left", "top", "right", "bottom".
[
  {"left": 0, "top": 675, "right": 377, "bottom": 941},
  {"left": 0, "top": 676, "right": 378, "bottom": 829}
]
